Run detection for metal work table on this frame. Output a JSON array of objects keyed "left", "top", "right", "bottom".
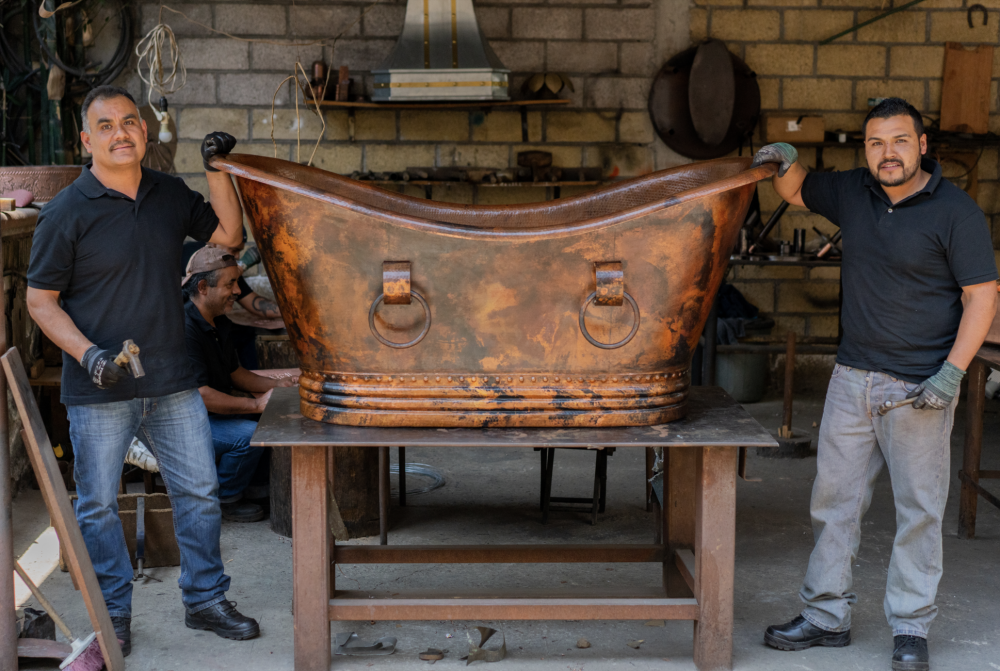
[
  {"left": 253, "top": 386, "right": 777, "bottom": 671},
  {"left": 958, "top": 344, "right": 1000, "bottom": 538}
]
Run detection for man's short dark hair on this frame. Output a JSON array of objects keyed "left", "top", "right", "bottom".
[
  {"left": 182, "top": 269, "right": 222, "bottom": 302},
  {"left": 81, "top": 85, "right": 138, "bottom": 133},
  {"left": 863, "top": 97, "right": 924, "bottom": 138}
]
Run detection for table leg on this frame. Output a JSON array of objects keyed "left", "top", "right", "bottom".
[
  {"left": 398, "top": 446, "right": 406, "bottom": 507},
  {"left": 292, "top": 445, "right": 330, "bottom": 671},
  {"left": 959, "top": 358, "right": 986, "bottom": 540},
  {"left": 379, "top": 446, "right": 389, "bottom": 545},
  {"left": 693, "top": 445, "right": 737, "bottom": 671},
  {"left": 664, "top": 448, "right": 695, "bottom": 598}
]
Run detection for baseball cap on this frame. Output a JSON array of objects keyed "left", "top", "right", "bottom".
[{"left": 181, "top": 245, "right": 239, "bottom": 286}]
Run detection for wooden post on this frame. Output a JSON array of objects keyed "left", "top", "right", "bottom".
[
  {"left": 959, "top": 358, "right": 986, "bottom": 539},
  {"left": 0, "top": 241, "right": 15, "bottom": 671},
  {"left": 292, "top": 445, "right": 330, "bottom": 671}
]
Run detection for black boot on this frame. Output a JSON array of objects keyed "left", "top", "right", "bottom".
[
  {"left": 110, "top": 615, "right": 131, "bottom": 657},
  {"left": 221, "top": 499, "right": 264, "bottom": 523},
  {"left": 764, "top": 615, "right": 851, "bottom": 651},
  {"left": 185, "top": 601, "right": 260, "bottom": 640},
  {"left": 892, "top": 635, "right": 929, "bottom": 671}
]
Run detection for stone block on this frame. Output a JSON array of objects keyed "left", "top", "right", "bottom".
[
  {"left": 890, "top": 46, "right": 944, "bottom": 78},
  {"left": 323, "top": 110, "right": 351, "bottom": 141},
  {"left": 142, "top": 4, "right": 212, "bottom": 37},
  {"left": 618, "top": 112, "right": 654, "bottom": 144},
  {"left": 745, "top": 44, "right": 813, "bottom": 76},
  {"left": 931, "top": 12, "right": 999, "bottom": 42},
  {"left": 748, "top": 0, "right": 816, "bottom": 6},
  {"left": 520, "top": 144, "right": 582, "bottom": 168},
  {"left": 331, "top": 39, "right": 397, "bottom": 71},
  {"left": 179, "top": 107, "right": 249, "bottom": 140},
  {"left": 777, "top": 282, "right": 842, "bottom": 313},
  {"left": 547, "top": 41, "right": 617, "bottom": 74},
  {"left": 308, "top": 144, "right": 363, "bottom": 175},
  {"left": 512, "top": 8, "right": 582, "bottom": 39},
  {"left": 219, "top": 74, "right": 292, "bottom": 105},
  {"left": 477, "top": 7, "right": 510, "bottom": 39},
  {"left": 365, "top": 144, "right": 436, "bottom": 172},
  {"left": 252, "top": 108, "right": 326, "bottom": 141},
  {"left": 978, "top": 181, "right": 1000, "bottom": 214},
  {"left": 810, "top": 267, "right": 841, "bottom": 280},
  {"left": 582, "top": 144, "right": 654, "bottom": 177},
  {"left": 782, "top": 78, "right": 852, "bottom": 111},
  {"left": 431, "top": 184, "right": 475, "bottom": 204},
  {"left": 362, "top": 4, "right": 406, "bottom": 37},
  {"left": 695, "top": 0, "right": 742, "bottom": 5},
  {"left": 980, "top": 147, "right": 999, "bottom": 180},
  {"left": 817, "top": 45, "right": 886, "bottom": 77},
  {"left": 471, "top": 111, "right": 522, "bottom": 142},
  {"left": 183, "top": 175, "right": 210, "bottom": 199},
  {"left": 165, "top": 74, "right": 216, "bottom": 105},
  {"left": 355, "top": 110, "right": 397, "bottom": 141},
  {"left": 584, "top": 8, "right": 655, "bottom": 41},
  {"left": 809, "top": 315, "right": 840, "bottom": 338},
  {"left": 239, "top": 142, "right": 293, "bottom": 160},
  {"left": 489, "top": 41, "right": 545, "bottom": 72},
  {"left": 399, "top": 111, "right": 469, "bottom": 142},
  {"left": 927, "top": 79, "right": 940, "bottom": 112},
  {"left": 857, "top": 10, "right": 927, "bottom": 42},
  {"left": 620, "top": 42, "right": 655, "bottom": 76},
  {"left": 691, "top": 8, "right": 708, "bottom": 41},
  {"left": 736, "top": 265, "right": 805, "bottom": 280},
  {"left": 476, "top": 186, "right": 549, "bottom": 205},
  {"left": 854, "top": 79, "right": 925, "bottom": 111},
  {"left": 759, "top": 77, "right": 780, "bottom": 109},
  {"left": 728, "top": 282, "right": 774, "bottom": 312},
  {"left": 818, "top": 145, "right": 862, "bottom": 171},
  {"left": 547, "top": 111, "right": 616, "bottom": 142},
  {"left": 710, "top": 10, "right": 780, "bottom": 41},
  {"left": 251, "top": 42, "right": 323, "bottom": 72},
  {"left": 771, "top": 316, "right": 807, "bottom": 337},
  {"left": 439, "top": 144, "right": 510, "bottom": 168},
  {"left": 173, "top": 142, "right": 204, "bottom": 174},
  {"left": 782, "top": 10, "right": 853, "bottom": 42},
  {"left": 289, "top": 5, "right": 360, "bottom": 37},
  {"left": 215, "top": 4, "right": 286, "bottom": 36},
  {"left": 176, "top": 39, "right": 249, "bottom": 71},
  {"left": 585, "top": 77, "right": 648, "bottom": 109}
]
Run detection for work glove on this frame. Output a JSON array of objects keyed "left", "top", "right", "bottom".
[
  {"left": 80, "top": 345, "right": 127, "bottom": 390},
  {"left": 239, "top": 245, "right": 262, "bottom": 271},
  {"left": 750, "top": 142, "right": 798, "bottom": 177},
  {"left": 906, "top": 361, "right": 965, "bottom": 410},
  {"left": 201, "top": 131, "right": 238, "bottom": 172}
]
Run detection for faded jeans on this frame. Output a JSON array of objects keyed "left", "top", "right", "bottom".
[
  {"left": 207, "top": 414, "right": 263, "bottom": 502},
  {"left": 800, "top": 364, "right": 955, "bottom": 637},
  {"left": 68, "top": 389, "right": 230, "bottom": 618}
]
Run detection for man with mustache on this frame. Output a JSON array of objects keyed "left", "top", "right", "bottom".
[
  {"left": 751, "top": 97, "right": 998, "bottom": 671},
  {"left": 26, "top": 85, "right": 260, "bottom": 654},
  {"left": 181, "top": 246, "right": 297, "bottom": 523}
]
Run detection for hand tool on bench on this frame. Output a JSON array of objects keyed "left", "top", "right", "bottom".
[
  {"left": 113, "top": 339, "right": 144, "bottom": 378},
  {"left": 876, "top": 397, "right": 917, "bottom": 415}
]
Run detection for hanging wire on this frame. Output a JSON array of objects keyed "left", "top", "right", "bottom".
[
  {"left": 32, "top": 0, "right": 132, "bottom": 89},
  {"left": 134, "top": 21, "right": 186, "bottom": 109}
]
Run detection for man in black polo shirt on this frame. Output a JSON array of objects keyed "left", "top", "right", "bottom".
[
  {"left": 26, "top": 85, "right": 260, "bottom": 654},
  {"left": 751, "top": 98, "right": 998, "bottom": 670},
  {"left": 181, "top": 246, "right": 297, "bottom": 522}
]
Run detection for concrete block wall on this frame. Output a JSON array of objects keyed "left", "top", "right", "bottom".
[{"left": 694, "top": 1, "right": 1000, "bottom": 338}]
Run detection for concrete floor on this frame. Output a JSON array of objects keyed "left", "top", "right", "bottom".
[{"left": 11, "top": 391, "right": 1000, "bottom": 671}]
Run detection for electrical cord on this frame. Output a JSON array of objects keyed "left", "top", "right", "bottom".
[{"left": 33, "top": 0, "right": 132, "bottom": 89}]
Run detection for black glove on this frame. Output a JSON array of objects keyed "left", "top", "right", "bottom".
[
  {"left": 750, "top": 142, "right": 798, "bottom": 177},
  {"left": 201, "top": 131, "right": 238, "bottom": 171},
  {"left": 80, "top": 345, "right": 127, "bottom": 390}
]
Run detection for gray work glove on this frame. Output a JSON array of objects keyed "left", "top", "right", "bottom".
[
  {"left": 201, "top": 131, "right": 238, "bottom": 171},
  {"left": 80, "top": 345, "right": 127, "bottom": 390},
  {"left": 906, "top": 361, "right": 965, "bottom": 410},
  {"left": 750, "top": 142, "right": 798, "bottom": 177}
]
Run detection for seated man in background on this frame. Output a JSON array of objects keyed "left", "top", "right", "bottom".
[{"left": 182, "top": 247, "right": 298, "bottom": 522}]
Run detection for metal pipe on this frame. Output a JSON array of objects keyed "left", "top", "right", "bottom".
[
  {"left": 0, "top": 214, "right": 16, "bottom": 671},
  {"left": 748, "top": 201, "right": 790, "bottom": 254},
  {"left": 782, "top": 332, "right": 796, "bottom": 431}
]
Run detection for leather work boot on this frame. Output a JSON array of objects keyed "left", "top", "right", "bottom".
[
  {"left": 110, "top": 615, "right": 131, "bottom": 657},
  {"left": 220, "top": 499, "right": 264, "bottom": 523},
  {"left": 764, "top": 615, "right": 851, "bottom": 651},
  {"left": 892, "top": 635, "right": 930, "bottom": 671},
  {"left": 185, "top": 601, "right": 260, "bottom": 640}
]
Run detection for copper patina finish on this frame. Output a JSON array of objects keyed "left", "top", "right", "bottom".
[{"left": 212, "top": 154, "right": 775, "bottom": 427}]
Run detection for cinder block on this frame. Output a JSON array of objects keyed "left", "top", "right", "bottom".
[
  {"left": 771, "top": 316, "right": 807, "bottom": 337},
  {"left": 239, "top": 142, "right": 293, "bottom": 160},
  {"left": 142, "top": 4, "right": 212, "bottom": 37},
  {"left": 857, "top": 10, "right": 927, "bottom": 42},
  {"left": 365, "top": 144, "right": 436, "bottom": 172},
  {"left": 759, "top": 77, "right": 780, "bottom": 109},
  {"left": 782, "top": 10, "right": 853, "bottom": 42},
  {"left": 215, "top": 5, "right": 286, "bottom": 36},
  {"left": 777, "top": 282, "right": 841, "bottom": 312},
  {"left": 822, "top": 114, "right": 866, "bottom": 139},
  {"left": 818, "top": 145, "right": 862, "bottom": 171},
  {"left": 585, "top": 77, "right": 648, "bottom": 109},
  {"left": 512, "top": 8, "right": 582, "bottom": 40},
  {"left": 520, "top": 144, "right": 582, "bottom": 168},
  {"left": 729, "top": 282, "right": 774, "bottom": 312},
  {"left": 854, "top": 79, "right": 925, "bottom": 111},
  {"left": 817, "top": 45, "right": 886, "bottom": 77},
  {"left": 477, "top": 7, "right": 510, "bottom": 39},
  {"left": 172, "top": 142, "right": 204, "bottom": 174},
  {"left": 618, "top": 112, "right": 654, "bottom": 144},
  {"left": 309, "top": 144, "right": 363, "bottom": 175},
  {"left": 927, "top": 79, "right": 940, "bottom": 112},
  {"left": 252, "top": 108, "right": 326, "bottom": 141},
  {"left": 547, "top": 111, "right": 616, "bottom": 142},
  {"left": 756, "top": 180, "right": 784, "bottom": 212},
  {"left": 399, "top": 111, "right": 469, "bottom": 142},
  {"left": 745, "top": 44, "right": 813, "bottom": 76},
  {"left": 252, "top": 42, "right": 323, "bottom": 72},
  {"left": 890, "top": 46, "right": 944, "bottom": 78},
  {"left": 980, "top": 147, "right": 999, "bottom": 180},
  {"left": 526, "top": 111, "right": 543, "bottom": 142},
  {"left": 323, "top": 110, "right": 351, "bottom": 142},
  {"left": 932, "top": 12, "right": 999, "bottom": 41},
  {"left": 289, "top": 5, "right": 360, "bottom": 37},
  {"left": 489, "top": 41, "right": 544, "bottom": 72},
  {"left": 710, "top": 10, "right": 780, "bottom": 41},
  {"left": 696, "top": 0, "right": 742, "bottom": 6},
  {"left": 782, "top": 78, "right": 852, "bottom": 111},
  {"left": 176, "top": 39, "right": 249, "bottom": 70},
  {"left": 331, "top": 39, "right": 397, "bottom": 71},
  {"left": 547, "top": 41, "right": 617, "bottom": 74},
  {"left": 747, "top": 0, "right": 816, "bottom": 6},
  {"left": 810, "top": 267, "right": 841, "bottom": 280},
  {"left": 476, "top": 187, "right": 548, "bottom": 205},
  {"left": 164, "top": 74, "right": 216, "bottom": 105},
  {"left": 582, "top": 144, "right": 654, "bottom": 177},
  {"left": 620, "top": 42, "right": 655, "bottom": 76},
  {"left": 183, "top": 175, "right": 210, "bottom": 199},
  {"left": 978, "top": 181, "right": 1000, "bottom": 214},
  {"left": 355, "top": 110, "right": 397, "bottom": 141},
  {"left": 219, "top": 74, "right": 292, "bottom": 105},
  {"left": 691, "top": 8, "right": 708, "bottom": 41},
  {"left": 808, "top": 315, "right": 840, "bottom": 338},
  {"left": 440, "top": 144, "right": 510, "bottom": 168},
  {"left": 179, "top": 108, "right": 249, "bottom": 140},
  {"left": 431, "top": 184, "right": 475, "bottom": 204},
  {"left": 471, "top": 111, "right": 521, "bottom": 142},
  {"left": 584, "top": 8, "right": 655, "bottom": 40},
  {"left": 362, "top": 4, "right": 405, "bottom": 37},
  {"left": 736, "top": 265, "right": 805, "bottom": 280}
]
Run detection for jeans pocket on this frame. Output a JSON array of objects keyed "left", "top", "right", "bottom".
[
  {"left": 831, "top": 363, "right": 845, "bottom": 378},
  {"left": 901, "top": 381, "right": 920, "bottom": 395}
]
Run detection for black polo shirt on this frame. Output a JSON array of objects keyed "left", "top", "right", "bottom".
[
  {"left": 183, "top": 300, "right": 239, "bottom": 396},
  {"left": 802, "top": 157, "right": 998, "bottom": 382},
  {"left": 27, "top": 165, "right": 219, "bottom": 404}
]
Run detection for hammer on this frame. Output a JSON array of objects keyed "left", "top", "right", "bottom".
[
  {"left": 876, "top": 397, "right": 916, "bottom": 416},
  {"left": 113, "top": 339, "right": 145, "bottom": 378}
]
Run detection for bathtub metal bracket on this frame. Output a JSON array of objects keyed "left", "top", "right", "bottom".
[
  {"left": 383, "top": 261, "right": 412, "bottom": 305},
  {"left": 594, "top": 261, "right": 624, "bottom": 306}
]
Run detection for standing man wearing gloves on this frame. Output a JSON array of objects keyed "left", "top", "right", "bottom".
[
  {"left": 752, "top": 97, "right": 998, "bottom": 671},
  {"left": 26, "top": 85, "right": 259, "bottom": 655}
]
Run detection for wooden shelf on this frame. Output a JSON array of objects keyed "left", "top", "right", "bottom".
[{"left": 319, "top": 99, "right": 570, "bottom": 110}]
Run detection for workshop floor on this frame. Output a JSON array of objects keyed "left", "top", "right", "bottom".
[{"left": 12, "top": 390, "right": 1000, "bottom": 671}]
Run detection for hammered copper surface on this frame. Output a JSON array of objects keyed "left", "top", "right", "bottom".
[
  {"left": 213, "top": 154, "right": 775, "bottom": 427},
  {"left": 0, "top": 166, "right": 82, "bottom": 203}
]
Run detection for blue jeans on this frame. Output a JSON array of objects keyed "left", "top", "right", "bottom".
[
  {"left": 208, "top": 414, "right": 264, "bottom": 501},
  {"left": 800, "top": 364, "right": 955, "bottom": 637},
  {"left": 68, "top": 389, "right": 230, "bottom": 617}
]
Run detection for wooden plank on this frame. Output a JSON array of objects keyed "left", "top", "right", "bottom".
[
  {"left": 940, "top": 43, "right": 993, "bottom": 134},
  {"left": 291, "top": 445, "right": 330, "bottom": 671},
  {"left": 318, "top": 99, "right": 570, "bottom": 110},
  {"left": 335, "top": 544, "right": 665, "bottom": 564},
  {"left": 959, "top": 358, "right": 986, "bottom": 539},
  {"left": 1, "top": 349, "right": 125, "bottom": 671},
  {"left": 675, "top": 549, "right": 696, "bottom": 594}
]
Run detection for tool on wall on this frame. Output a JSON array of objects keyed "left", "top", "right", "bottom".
[{"left": 968, "top": 4, "right": 988, "bottom": 27}]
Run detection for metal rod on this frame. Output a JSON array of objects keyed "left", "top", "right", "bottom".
[
  {"left": 13, "top": 562, "right": 73, "bottom": 641},
  {"left": 748, "top": 201, "right": 790, "bottom": 254},
  {"left": 782, "top": 332, "right": 796, "bottom": 431},
  {"left": 820, "top": 0, "right": 927, "bottom": 44},
  {"left": 0, "top": 215, "right": 15, "bottom": 671}
]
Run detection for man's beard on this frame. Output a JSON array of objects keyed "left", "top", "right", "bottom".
[{"left": 871, "top": 157, "right": 919, "bottom": 187}]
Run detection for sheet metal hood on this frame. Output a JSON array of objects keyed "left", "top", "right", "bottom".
[{"left": 372, "top": 0, "right": 509, "bottom": 101}]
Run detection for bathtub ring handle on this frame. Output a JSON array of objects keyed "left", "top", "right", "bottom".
[
  {"left": 369, "top": 290, "right": 431, "bottom": 349},
  {"left": 579, "top": 291, "right": 640, "bottom": 350}
]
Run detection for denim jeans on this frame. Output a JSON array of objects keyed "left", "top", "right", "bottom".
[
  {"left": 207, "top": 414, "right": 264, "bottom": 502},
  {"left": 800, "top": 364, "right": 955, "bottom": 637},
  {"left": 68, "top": 389, "right": 230, "bottom": 617}
]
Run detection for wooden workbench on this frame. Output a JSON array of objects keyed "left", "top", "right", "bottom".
[
  {"left": 958, "top": 344, "right": 1000, "bottom": 538},
  {"left": 252, "top": 386, "right": 777, "bottom": 671}
]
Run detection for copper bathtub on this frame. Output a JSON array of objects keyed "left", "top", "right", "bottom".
[{"left": 212, "top": 154, "right": 775, "bottom": 427}]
